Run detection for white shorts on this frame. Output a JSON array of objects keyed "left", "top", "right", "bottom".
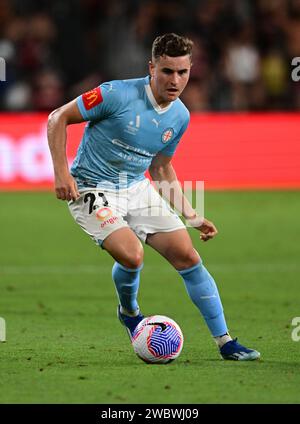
[{"left": 68, "top": 178, "right": 185, "bottom": 247}]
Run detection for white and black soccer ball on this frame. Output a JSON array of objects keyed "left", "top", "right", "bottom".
[{"left": 131, "top": 315, "right": 184, "bottom": 364}]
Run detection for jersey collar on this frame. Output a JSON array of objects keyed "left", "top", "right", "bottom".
[{"left": 144, "top": 77, "right": 173, "bottom": 115}]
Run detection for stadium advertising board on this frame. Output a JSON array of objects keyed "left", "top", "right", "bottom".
[{"left": 0, "top": 113, "right": 299, "bottom": 190}]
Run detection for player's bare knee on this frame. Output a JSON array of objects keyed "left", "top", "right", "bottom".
[
  {"left": 122, "top": 247, "right": 144, "bottom": 269},
  {"left": 172, "top": 248, "right": 200, "bottom": 270}
]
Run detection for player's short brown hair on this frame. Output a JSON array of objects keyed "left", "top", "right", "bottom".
[{"left": 152, "top": 33, "right": 193, "bottom": 61}]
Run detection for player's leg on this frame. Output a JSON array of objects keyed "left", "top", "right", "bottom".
[
  {"left": 146, "top": 229, "right": 260, "bottom": 360},
  {"left": 102, "top": 228, "right": 145, "bottom": 337},
  {"left": 146, "top": 229, "right": 229, "bottom": 339},
  {"left": 127, "top": 179, "right": 229, "bottom": 339},
  {"left": 68, "top": 191, "right": 144, "bottom": 336},
  {"left": 102, "top": 227, "right": 144, "bottom": 269},
  {"left": 103, "top": 227, "right": 143, "bottom": 315}
]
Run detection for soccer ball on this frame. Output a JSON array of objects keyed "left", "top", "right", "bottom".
[{"left": 131, "top": 315, "right": 184, "bottom": 364}]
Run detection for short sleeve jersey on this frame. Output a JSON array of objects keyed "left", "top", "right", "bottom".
[{"left": 71, "top": 76, "right": 190, "bottom": 188}]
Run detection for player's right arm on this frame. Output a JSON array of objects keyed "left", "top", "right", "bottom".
[
  {"left": 48, "top": 81, "right": 123, "bottom": 200},
  {"left": 47, "top": 99, "right": 84, "bottom": 201}
]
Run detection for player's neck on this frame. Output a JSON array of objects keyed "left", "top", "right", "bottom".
[{"left": 149, "top": 79, "right": 171, "bottom": 109}]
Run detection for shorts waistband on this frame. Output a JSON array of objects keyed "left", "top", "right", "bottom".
[{"left": 76, "top": 177, "right": 149, "bottom": 192}]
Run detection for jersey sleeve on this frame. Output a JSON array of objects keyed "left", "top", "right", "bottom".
[
  {"left": 76, "top": 81, "right": 123, "bottom": 122},
  {"left": 159, "top": 114, "right": 190, "bottom": 157}
]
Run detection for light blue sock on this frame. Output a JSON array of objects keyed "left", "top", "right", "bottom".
[
  {"left": 178, "top": 261, "right": 228, "bottom": 337},
  {"left": 112, "top": 262, "right": 143, "bottom": 313}
]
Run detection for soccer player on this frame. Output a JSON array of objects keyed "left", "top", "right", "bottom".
[{"left": 47, "top": 33, "right": 260, "bottom": 361}]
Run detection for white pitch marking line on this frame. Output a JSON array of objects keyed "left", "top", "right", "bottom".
[{"left": 0, "top": 263, "right": 299, "bottom": 275}]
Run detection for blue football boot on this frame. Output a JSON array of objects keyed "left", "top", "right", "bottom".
[
  {"left": 117, "top": 305, "right": 144, "bottom": 341},
  {"left": 220, "top": 338, "right": 260, "bottom": 361}
]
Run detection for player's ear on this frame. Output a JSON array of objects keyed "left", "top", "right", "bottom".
[{"left": 148, "top": 60, "right": 155, "bottom": 77}]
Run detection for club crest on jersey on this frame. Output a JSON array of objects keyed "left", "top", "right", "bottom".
[
  {"left": 161, "top": 128, "right": 174, "bottom": 143},
  {"left": 82, "top": 87, "right": 103, "bottom": 110}
]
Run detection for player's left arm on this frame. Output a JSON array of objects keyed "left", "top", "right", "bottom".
[{"left": 149, "top": 153, "right": 218, "bottom": 242}]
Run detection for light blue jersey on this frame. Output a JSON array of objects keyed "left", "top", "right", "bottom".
[{"left": 71, "top": 76, "right": 190, "bottom": 188}]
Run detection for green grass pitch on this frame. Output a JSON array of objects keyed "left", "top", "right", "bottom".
[{"left": 0, "top": 190, "right": 299, "bottom": 404}]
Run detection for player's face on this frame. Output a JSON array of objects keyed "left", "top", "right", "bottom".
[{"left": 149, "top": 55, "right": 191, "bottom": 106}]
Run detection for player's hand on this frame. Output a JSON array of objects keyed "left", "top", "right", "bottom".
[
  {"left": 54, "top": 173, "right": 80, "bottom": 201},
  {"left": 186, "top": 215, "right": 218, "bottom": 241},
  {"left": 190, "top": 217, "right": 218, "bottom": 242}
]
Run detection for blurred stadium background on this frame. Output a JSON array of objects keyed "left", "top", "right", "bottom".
[
  {"left": 1, "top": 0, "right": 300, "bottom": 190},
  {"left": 2, "top": 0, "right": 300, "bottom": 112},
  {"left": 0, "top": 0, "right": 300, "bottom": 405}
]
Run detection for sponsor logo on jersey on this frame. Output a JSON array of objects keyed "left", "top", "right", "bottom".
[
  {"left": 82, "top": 87, "right": 103, "bottom": 110},
  {"left": 125, "top": 115, "right": 140, "bottom": 135},
  {"left": 161, "top": 128, "right": 174, "bottom": 143},
  {"left": 96, "top": 207, "right": 113, "bottom": 221},
  {"left": 100, "top": 216, "right": 118, "bottom": 228},
  {"left": 96, "top": 207, "right": 119, "bottom": 228}
]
